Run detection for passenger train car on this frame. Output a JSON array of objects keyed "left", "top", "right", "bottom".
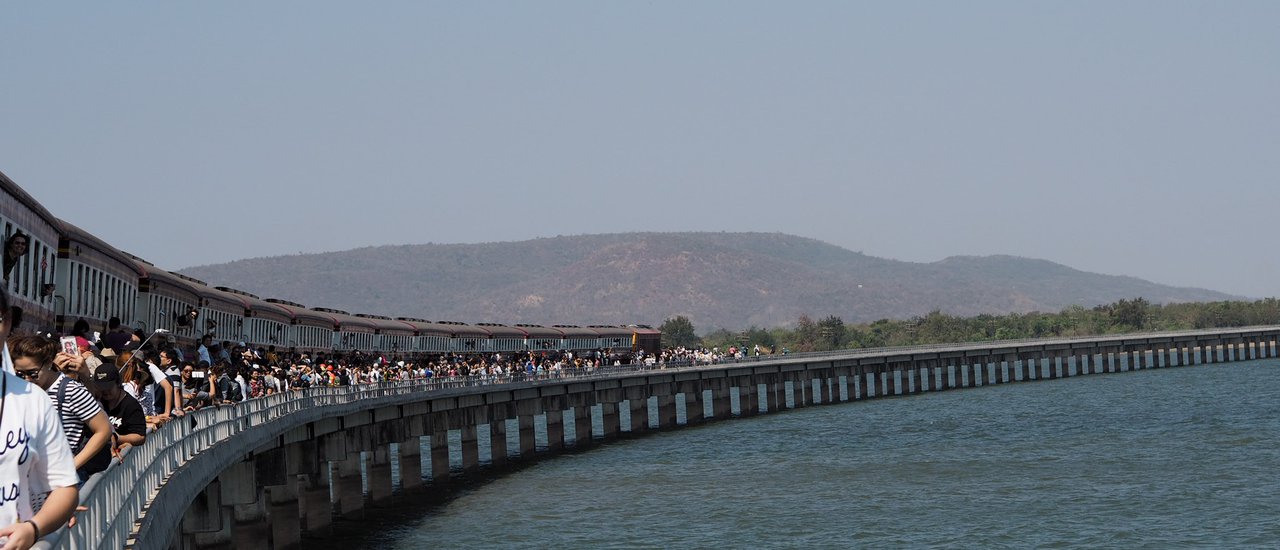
[
  {"left": 1, "top": 170, "right": 60, "bottom": 333},
  {"left": 2, "top": 171, "right": 662, "bottom": 358}
]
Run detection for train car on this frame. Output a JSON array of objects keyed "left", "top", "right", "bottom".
[
  {"left": 475, "top": 322, "right": 526, "bottom": 353},
  {"left": 588, "top": 325, "right": 634, "bottom": 351},
  {"left": 131, "top": 255, "right": 202, "bottom": 349},
  {"left": 186, "top": 284, "right": 250, "bottom": 346},
  {"left": 263, "top": 299, "right": 335, "bottom": 354},
  {"left": 0, "top": 170, "right": 60, "bottom": 333},
  {"left": 552, "top": 325, "right": 603, "bottom": 352},
  {"left": 629, "top": 324, "right": 662, "bottom": 355},
  {"left": 54, "top": 220, "right": 141, "bottom": 337},
  {"left": 394, "top": 318, "right": 457, "bottom": 355},
  {"left": 353, "top": 313, "right": 416, "bottom": 356},
  {"left": 514, "top": 323, "right": 564, "bottom": 351},
  {"left": 243, "top": 294, "right": 293, "bottom": 350},
  {"left": 430, "top": 320, "right": 489, "bottom": 353},
  {"left": 314, "top": 308, "right": 379, "bottom": 353}
]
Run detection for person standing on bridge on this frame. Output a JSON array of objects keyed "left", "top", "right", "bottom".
[{"left": 0, "top": 288, "right": 79, "bottom": 549}]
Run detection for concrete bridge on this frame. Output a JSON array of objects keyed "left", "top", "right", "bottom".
[{"left": 40, "top": 326, "right": 1280, "bottom": 550}]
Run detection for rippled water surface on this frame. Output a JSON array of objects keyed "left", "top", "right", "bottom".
[{"left": 335, "top": 360, "right": 1280, "bottom": 548}]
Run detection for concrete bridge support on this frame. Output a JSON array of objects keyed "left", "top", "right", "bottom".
[
  {"left": 627, "top": 397, "right": 648, "bottom": 434},
  {"left": 544, "top": 410, "right": 565, "bottom": 453},
  {"left": 600, "top": 401, "right": 621, "bottom": 439},
  {"left": 740, "top": 380, "right": 759, "bottom": 416},
  {"left": 657, "top": 394, "right": 678, "bottom": 428},
  {"left": 429, "top": 417, "right": 451, "bottom": 483},
  {"left": 711, "top": 381, "right": 732, "bottom": 419},
  {"left": 489, "top": 408, "right": 509, "bottom": 467},
  {"left": 573, "top": 405, "right": 593, "bottom": 446}
]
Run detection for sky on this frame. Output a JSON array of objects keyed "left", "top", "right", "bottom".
[{"left": 4, "top": 2, "right": 1279, "bottom": 298}]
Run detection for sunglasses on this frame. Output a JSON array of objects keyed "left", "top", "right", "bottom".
[{"left": 15, "top": 369, "right": 41, "bottom": 381}]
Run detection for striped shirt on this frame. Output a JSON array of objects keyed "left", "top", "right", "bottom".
[{"left": 48, "top": 373, "right": 104, "bottom": 453}]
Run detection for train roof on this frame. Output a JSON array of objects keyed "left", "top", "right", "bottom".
[
  {"left": 56, "top": 219, "right": 144, "bottom": 275},
  {"left": 263, "top": 299, "right": 340, "bottom": 327},
  {"left": 513, "top": 323, "right": 565, "bottom": 339},
  {"left": 0, "top": 170, "right": 62, "bottom": 234},
  {"left": 128, "top": 256, "right": 203, "bottom": 296},
  {"left": 551, "top": 324, "right": 603, "bottom": 339}
]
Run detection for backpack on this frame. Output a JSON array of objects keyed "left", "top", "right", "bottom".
[{"left": 220, "top": 374, "right": 244, "bottom": 402}]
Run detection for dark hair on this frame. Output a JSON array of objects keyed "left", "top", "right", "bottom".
[
  {"left": 108, "top": 317, "right": 121, "bottom": 330},
  {"left": 8, "top": 334, "right": 58, "bottom": 366},
  {"left": 5, "top": 231, "right": 27, "bottom": 249},
  {"left": 72, "top": 318, "right": 91, "bottom": 337}
]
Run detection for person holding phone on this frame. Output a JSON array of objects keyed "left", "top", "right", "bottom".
[{"left": 11, "top": 336, "right": 112, "bottom": 481}]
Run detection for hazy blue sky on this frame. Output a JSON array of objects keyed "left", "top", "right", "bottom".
[{"left": 4, "top": 2, "right": 1278, "bottom": 298}]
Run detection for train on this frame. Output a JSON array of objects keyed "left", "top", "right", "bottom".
[{"left": 1, "top": 170, "right": 661, "bottom": 358}]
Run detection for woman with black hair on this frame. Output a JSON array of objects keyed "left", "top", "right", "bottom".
[{"left": 9, "top": 335, "right": 112, "bottom": 481}]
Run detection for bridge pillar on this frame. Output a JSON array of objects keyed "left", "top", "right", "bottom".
[
  {"left": 977, "top": 357, "right": 989, "bottom": 385},
  {"left": 221, "top": 461, "right": 270, "bottom": 550},
  {"left": 487, "top": 404, "right": 510, "bottom": 466},
  {"left": 657, "top": 394, "right": 678, "bottom": 427},
  {"left": 819, "top": 370, "right": 839, "bottom": 401},
  {"left": 795, "top": 374, "right": 810, "bottom": 407},
  {"left": 711, "top": 382, "right": 732, "bottom": 418},
  {"left": 489, "top": 418, "right": 509, "bottom": 466},
  {"left": 331, "top": 453, "right": 364, "bottom": 519},
  {"left": 284, "top": 440, "right": 330, "bottom": 536},
  {"left": 897, "top": 364, "right": 910, "bottom": 394},
  {"left": 518, "top": 413, "right": 537, "bottom": 457},
  {"left": 458, "top": 423, "right": 481, "bottom": 468},
  {"left": 685, "top": 389, "right": 706, "bottom": 424},
  {"left": 737, "top": 381, "right": 757, "bottom": 416},
  {"left": 763, "top": 377, "right": 779, "bottom": 412},
  {"left": 180, "top": 479, "right": 224, "bottom": 549},
  {"left": 600, "top": 401, "right": 621, "bottom": 438},
  {"left": 545, "top": 410, "right": 566, "bottom": 453},
  {"left": 429, "top": 417, "right": 451, "bottom": 483},
  {"left": 365, "top": 447, "right": 393, "bottom": 504},
  {"left": 1139, "top": 347, "right": 1149, "bottom": 370},
  {"left": 628, "top": 398, "right": 648, "bottom": 433},
  {"left": 966, "top": 359, "right": 977, "bottom": 388},
  {"left": 398, "top": 436, "right": 424, "bottom": 491},
  {"left": 573, "top": 405, "right": 594, "bottom": 445}
]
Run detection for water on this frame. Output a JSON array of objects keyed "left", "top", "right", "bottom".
[{"left": 332, "top": 360, "right": 1280, "bottom": 548}]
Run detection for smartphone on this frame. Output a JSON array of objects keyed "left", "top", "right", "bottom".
[{"left": 60, "top": 336, "right": 79, "bottom": 356}]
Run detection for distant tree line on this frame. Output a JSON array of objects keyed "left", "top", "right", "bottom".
[{"left": 659, "top": 298, "right": 1280, "bottom": 353}]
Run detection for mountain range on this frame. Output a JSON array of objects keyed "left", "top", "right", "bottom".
[{"left": 179, "top": 232, "right": 1237, "bottom": 330}]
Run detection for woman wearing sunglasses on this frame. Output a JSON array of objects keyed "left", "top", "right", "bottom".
[{"left": 9, "top": 335, "right": 112, "bottom": 484}]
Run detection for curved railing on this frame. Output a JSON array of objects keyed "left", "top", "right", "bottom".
[{"left": 38, "top": 324, "right": 1280, "bottom": 549}]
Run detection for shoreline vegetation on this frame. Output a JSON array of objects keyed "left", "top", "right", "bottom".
[{"left": 664, "top": 298, "right": 1280, "bottom": 353}]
